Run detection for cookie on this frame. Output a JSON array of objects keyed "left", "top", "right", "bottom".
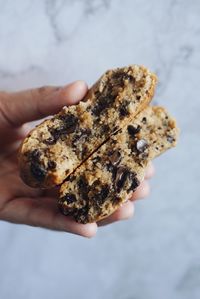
[
  {"left": 19, "top": 65, "right": 157, "bottom": 188},
  {"left": 59, "top": 106, "right": 178, "bottom": 223}
]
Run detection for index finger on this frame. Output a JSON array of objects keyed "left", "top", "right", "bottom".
[{"left": 0, "top": 81, "right": 88, "bottom": 128}]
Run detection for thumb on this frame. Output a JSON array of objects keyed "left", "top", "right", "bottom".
[{"left": 0, "top": 80, "right": 88, "bottom": 128}]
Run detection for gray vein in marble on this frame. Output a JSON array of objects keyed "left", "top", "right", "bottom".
[
  {"left": 44, "top": 0, "right": 111, "bottom": 43},
  {"left": 45, "top": 0, "right": 66, "bottom": 43},
  {"left": 150, "top": 0, "right": 200, "bottom": 97},
  {"left": 176, "top": 263, "right": 200, "bottom": 293},
  {"left": 0, "top": 65, "right": 42, "bottom": 79},
  {"left": 84, "top": 0, "right": 111, "bottom": 17}
]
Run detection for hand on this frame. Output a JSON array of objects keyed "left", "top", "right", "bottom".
[{"left": 0, "top": 82, "right": 154, "bottom": 238}]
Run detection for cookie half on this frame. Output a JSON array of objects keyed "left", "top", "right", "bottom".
[
  {"left": 19, "top": 65, "right": 157, "bottom": 188},
  {"left": 59, "top": 106, "right": 178, "bottom": 223}
]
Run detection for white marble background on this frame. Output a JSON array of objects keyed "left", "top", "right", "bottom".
[{"left": 0, "top": 0, "right": 200, "bottom": 298}]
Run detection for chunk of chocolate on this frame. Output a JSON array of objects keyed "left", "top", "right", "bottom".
[
  {"left": 136, "top": 95, "right": 141, "bottom": 101},
  {"left": 75, "top": 206, "right": 89, "bottom": 223},
  {"left": 119, "top": 101, "right": 130, "bottom": 118},
  {"left": 127, "top": 125, "right": 141, "bottom": 137},
  {"left": 101, "top": 124, "right": 110, "bottom": 134},
  {"left": 95, "top": 185, "right": 110, "bottom": 205},
  {"left": 78, "top": 176, "right": 89, "bottom": 200},
  {"left": 109, "top": 150, "right": 121, "bottom": 166},
  {"left": 115, "top": 167, "right": 130, "bottom": 192},
  {"left": 30, "top": 149, "right": 41, "bottom": 161},
  {"left": 128, "top": 174, "right": 140, "bottom": 192},
  {"left": 92, "top": 94, "right": 115, "bottom": 116},
  {"left": 111, "top": 71, "right": 125, "bottom": 86},
  {"left": 78, "top": 176, "right": 88, "bottom": 190},
  {"left": 30, "top": 162, "right": 46, "bottom": 181},
  {"left": 28, "top": 149, "right": 47, "bottom": 181},
  {"left": 142, "top": 117, "right": 147, "bottom": 124},
  {"left": 111, "top": 71, "right": 135, "bottom": 87},
  {"left": 59, "top": 113, "right": 79, "bottom": 134},
  {"left": 47, "top": 160, "right": 57, "bottom": 170},
  {"left": 49, "top": 113, "right": 79, "bottom": 142},
  {"left": 49, "top": 126, "right": 64, "bottom": 142}
]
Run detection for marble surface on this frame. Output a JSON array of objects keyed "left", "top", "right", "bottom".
[{"left": 0, "top": 0, "right": 200, "bottom": 298}]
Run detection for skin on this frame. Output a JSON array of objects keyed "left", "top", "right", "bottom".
[{"left": 0, "top": 81, "right": 154, "bottom": 238}]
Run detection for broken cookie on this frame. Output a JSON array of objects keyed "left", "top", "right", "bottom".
[
  {"left": 19, "top": 65, "right": 157, "bottom": 188},
  {"left": 59, "top": 106, "right": 178, "bottom": 223}
]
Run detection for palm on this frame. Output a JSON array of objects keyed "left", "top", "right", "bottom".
[
  {"left": 0, "top": 138, "right": 61, "bottom": 228},
  {"left": 0, "top": 131, "right": 115, "bottom": 236}
]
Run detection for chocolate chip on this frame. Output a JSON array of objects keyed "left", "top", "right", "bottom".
[
  {"left": 64, "top": 204, "right": 89, "bottom": 224},
  {"left": 61, "top": 113, "right": 79, "bottom": 133},
  {"left": 75, "top": 206, "right": 89, "bottom": 224},
  {"left": 111, "top": 71, "right": 125, "bottom": 86},
  {"left": 81, "top": 145, "right": 88, "bottom": 159},
  {"left": 95, "top": 185, "right": 110, "bottom": 205},
  {"left": 109, "top": 150, "right": 121, "bottom": 166},
  {"left": 167, "top": 135, "right": 175, "bottom": 143},
  {"left": 142, "top": 117, "right": 147, "bottom": 124},
  {"left": 136, "top": 95, "right": 141, "bottom": 100},
  {"left": 28, "top": 149, "right": 46, "bottom": 181},
  {"left": 115, "top": 167, "right": 130, "bottom": 192},
  {"left": 106, "top": 162, "right": 116, "bottom": 173},
  {"left": 78, "top": 176, "right": 89, "bottom": 200},
  {"left": 30, "top": 149, "right": 41, "bottom": 161},
  {"left": 135, "top": 139, "right": 148, "bottom": 153},
  {"left": 92, "top": 94, "right": 115, "bottom": 116},
  {"left": 49, "top": 114, "right": 79, "bottom": 142},
  {"left": 63, "top": 193, "right": 77, "bottom": 204},
  {"left": 127, "top": 125, "right": 141, "bottom": 137},
  {"left": 101, "top": 124, "right": 110, "bottom": 134},
  {"left": 113, "top": 196, "right": 122, "bottom": 205},
  {"left": 128, "top": 175, "right": 140, "bottom": 192},
  {"left": 49, "top": 127, "right": 64, "bottom": 142},
  {"left": 119, "top": 102, "right": 130, "bottom": 118},
  {"left": 47, "top": 160, "right": 56, "bottom": 170},
  {"left": 111, "top": 72, "right": 135, "bottom": 87},
  {"left": 30, "top": 162, "right": 46, "bottom": 181},
  {"left": 78, "top": 176, "right": 88, "bottom": 190}
]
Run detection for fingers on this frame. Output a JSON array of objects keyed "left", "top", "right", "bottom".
[
  {"left": 145, "top": 162, "right": 155, "bottom": 179},
  {"left": 1, "top": 196, "right": 97, "bottom": 238},
  {"left": 98, "top": 201, "right": 134, "bottom": 226},
  {"left": 129, "top": 180, "right": 150, "bottom": 201},
  {"left": 0, "top": 81, "right": 88, "bottom": 128}
]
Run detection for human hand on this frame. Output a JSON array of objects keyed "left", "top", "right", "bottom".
[{"left": 0, "top": 81, "right": 154, "bottom": 237}]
